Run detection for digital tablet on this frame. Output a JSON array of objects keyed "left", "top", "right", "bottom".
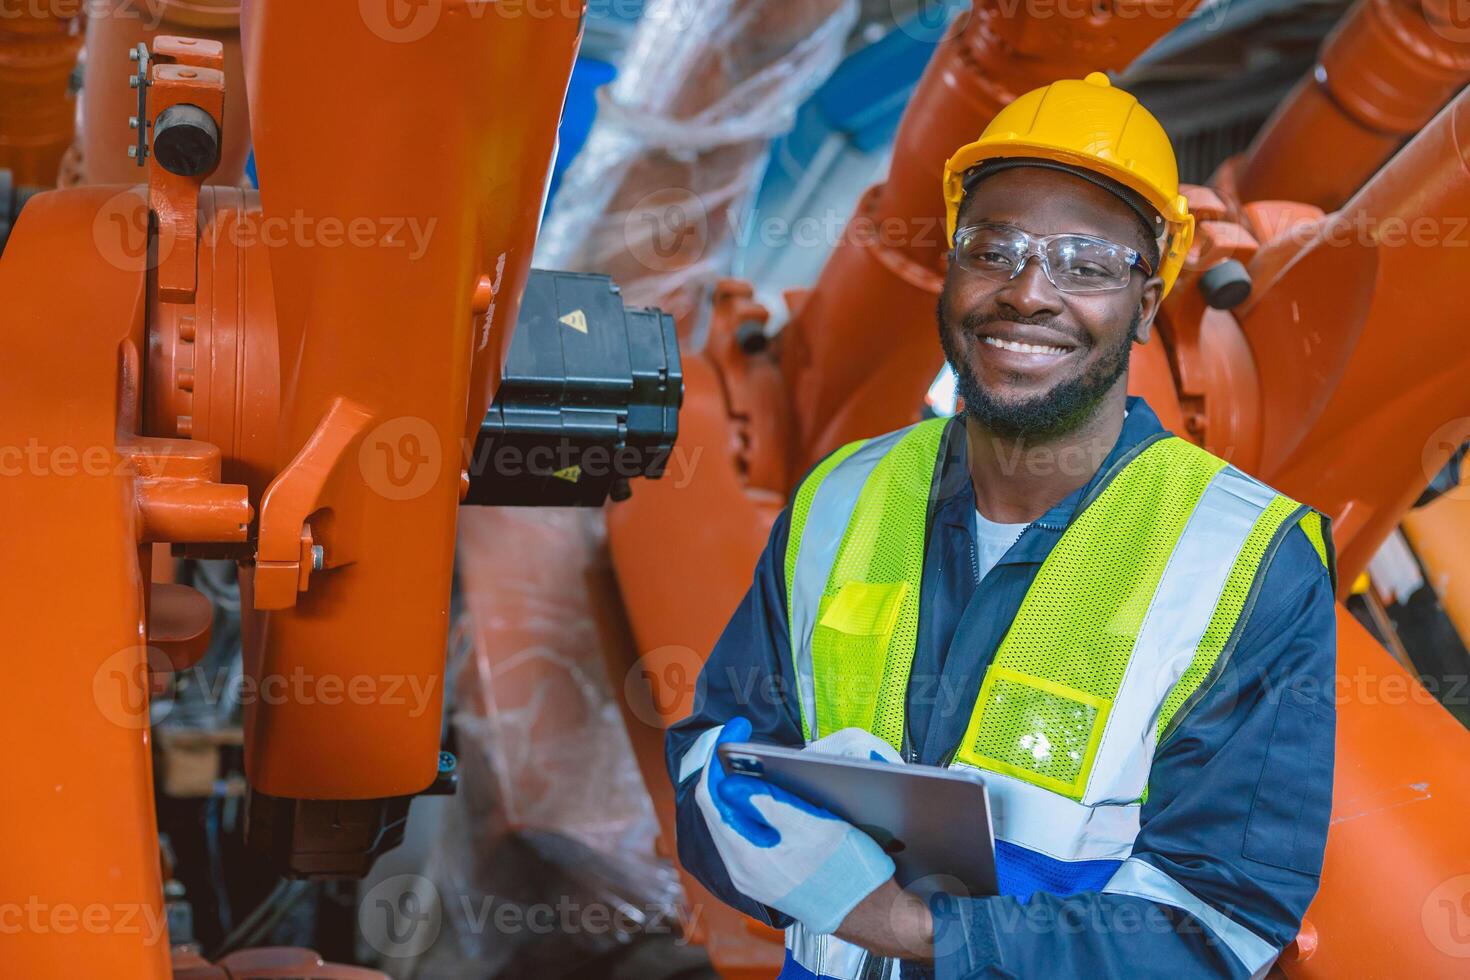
[{"left": 716, "top": 741, "right": 997, "bottom": 897}]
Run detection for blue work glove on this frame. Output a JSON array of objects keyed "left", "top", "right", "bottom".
[{"left": 694, "top": 717, "right": 898, "bottom": 935}]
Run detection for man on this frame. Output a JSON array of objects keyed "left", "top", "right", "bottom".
[{"left": 666, "top": 73, "right": 1336, "bottom": 980}]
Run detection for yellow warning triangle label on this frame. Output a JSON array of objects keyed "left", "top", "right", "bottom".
[
  {"left": 559, "top": 309, "right": 588, "bottom": 334},
  {"left": 553, "top": 465, "right": 582, "bottom": 483}
]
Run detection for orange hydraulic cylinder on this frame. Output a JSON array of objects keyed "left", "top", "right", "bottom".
[
  {"left": 1229, "top": 0, "right": 1470, "bottom": 212},
  {"left": 80, "top": 0, "right": 252, "bottom": 186},
  {"left": 239, "top": 0, "right": 582, "bottom": 800},
  {"left": 1236, "top": 84, "right": 1470, "bottom": 587},
  {"left": 0, "top": 7, "right": 83, "bottom": 186},
  {"left": 781, "top": 0, "right": 1204, "bottom": 472},
  {"left": 0, "top": 189, "right": 168, "bottom": 978}
]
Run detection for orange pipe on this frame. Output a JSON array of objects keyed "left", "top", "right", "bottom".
[
  {"left": 79, "top": 0, "right": 251, "bottom": 186},
  {"left": 1236, "top": 84, "right": 1470, "bottom": 586},
  {"left": 0, "top": 188, "right": 169, "bottom": 978},
  {"left": 239, "top": 0, "right": 582, "bottom": 799},
  {"left": 781, "top": 0, "right": 1205, "bottom": 471},
  {"left": 1228, "top": 0, "right": 1470, "bottom": 212},
  {"left": 0, "top": 7, "right": 83, "bottom": 186}
]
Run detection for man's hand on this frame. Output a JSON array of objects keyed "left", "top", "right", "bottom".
[
  {"left": 834, "top": 878, "right": 936, "bottom": 963},
  {"left": 693, "top": 717, "right": 896, "bottom": 935}
]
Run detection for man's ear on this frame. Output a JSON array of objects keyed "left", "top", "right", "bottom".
[{"left": 1134, "top": 276, "right": 1165, "bottom": 344}]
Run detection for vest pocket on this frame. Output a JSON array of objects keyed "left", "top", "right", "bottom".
[
  {"left": 811, "top": 581, "right": 910, "bottom": 740},
  {"left": 954, "top": 666, "right": 1112, "bottom": 801}
]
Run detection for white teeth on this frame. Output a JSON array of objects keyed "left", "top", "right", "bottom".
[{"left": 983, "top": 336, "right": 1070, "bottom": 356}]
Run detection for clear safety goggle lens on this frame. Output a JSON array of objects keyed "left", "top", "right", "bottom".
[{"left": 953, "top": 223, "right": 1146, "bottom": 293}]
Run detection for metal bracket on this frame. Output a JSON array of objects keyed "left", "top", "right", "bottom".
[{"left": 129, "top": 43, "right": 150, "bottom": 167}]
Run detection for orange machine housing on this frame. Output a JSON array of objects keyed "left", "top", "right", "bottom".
[{"left": 0, "top": 0, "right": 587, "bottom": 973}]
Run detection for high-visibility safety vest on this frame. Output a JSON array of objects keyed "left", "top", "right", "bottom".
[{"left": 779, "top": 417, "right": 1331, "bottom": 980}]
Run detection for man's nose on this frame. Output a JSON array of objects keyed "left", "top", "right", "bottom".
[{"left": 993, "top": 254, "right": 1063, "bottom": 318}]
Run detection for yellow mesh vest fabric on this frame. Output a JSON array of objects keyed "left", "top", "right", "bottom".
[
  {"left": 808, "top": 419, "right": 947, "bottom": 750},
  {"left": 953, "top": 437, "right": 1225, "bottom": 799},
  {"left": 1298, "top": 510, "right": 1329, "bottom": 569}
]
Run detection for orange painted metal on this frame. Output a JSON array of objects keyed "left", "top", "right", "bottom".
[
  {"left": 78, "top": 0, "right": 252, "bottom": 187},
  {"left": 1229, "top": 86, "right": 1470, "bottom": 587},
  {"left": 238, "top": 0, "right": 583, "bottom": 800},
  {"left": 145, "top": 186, "right": 281, "bottom": 499},
  {"left": 1227, "top": 0, "right": 1470, "bottom": 213},
  {"left": 147, "top": 35, "right": 228, "bottom": 303},
  {"left": 0, "top": 187, "right": 168, "bottom": 979},
  {"left": 0, "top": 3, "right": 83, "bottom": 185},
  {"left": 1289, "top": 608, "right": 1470, "bottom": 977},
  {"left": 173, "top": 946, "right": 387, "bottom": 979},
  {"left": 148, "top": 581, "right": 216, "bottom": 671}
]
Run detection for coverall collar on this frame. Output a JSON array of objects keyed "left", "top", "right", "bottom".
[{"left": 936, "top": 395, "right": 1167, "bottom": 543}]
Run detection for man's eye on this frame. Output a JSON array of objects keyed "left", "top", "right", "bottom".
[
  {"left": 973, "top": 248, "right": 1011, "bottom": 265},
  {"left": 1070, "top": 263, "right": 1110, "bottom": 277}
]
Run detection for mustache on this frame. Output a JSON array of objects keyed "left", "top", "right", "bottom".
[{"left": 959, "top": 308, "right": 1086, "bottom": 346}]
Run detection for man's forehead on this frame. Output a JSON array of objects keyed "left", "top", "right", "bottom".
[{"left": 959, "top": 167, "right": 1139, "bottom": 240}]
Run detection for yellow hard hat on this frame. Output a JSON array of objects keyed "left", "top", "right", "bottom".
[{"left": 943, "top": 72, "right": 1195, "bottom": 297}]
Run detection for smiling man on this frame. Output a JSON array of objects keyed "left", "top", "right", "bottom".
[{"left": 667, "top": 74, "right": 1337, "bottom": 979}]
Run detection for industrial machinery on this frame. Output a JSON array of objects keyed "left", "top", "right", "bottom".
[
  {"left": 4, "top": 0, "right": 1470, "bottom": 977},
  {"left": 0, "top": 1, "right": 680, "bottom": 975}
]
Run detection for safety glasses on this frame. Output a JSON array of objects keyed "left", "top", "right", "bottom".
[{"left": 952, "top": 222, "right": 1153, "bottom": 293}]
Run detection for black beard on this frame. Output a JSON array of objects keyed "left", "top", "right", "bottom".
[{"left": 938, "top": 304, "right": 1140, "bottom": 442}]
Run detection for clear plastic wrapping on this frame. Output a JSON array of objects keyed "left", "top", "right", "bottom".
[
  {"left": 405, "top": 508, "right": 684, "bottom": 978},
  {"left": 536, "top": 0, "right": 859, "bottom": 337}
]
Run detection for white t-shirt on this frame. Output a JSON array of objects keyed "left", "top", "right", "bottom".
[{"left": 975, "top": 507, "right": 1028, "bottom": 582}]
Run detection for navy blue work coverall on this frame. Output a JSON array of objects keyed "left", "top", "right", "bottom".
[{"left": 666, "top": 397, "right": 1337, "bottom": 979}]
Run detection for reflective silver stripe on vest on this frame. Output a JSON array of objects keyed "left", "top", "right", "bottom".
[
  {"left": 789, "top": 425, "right": 915, "bottom": 743},
  {"left": 1104, "top": 857, "right": 1279, "bottom": 977},
  {"left": 1083, "top": 464, "right": 1277, "bottom": 805},
  {"left": 787, "top": 923, "right": 897, "bottom": 980},
  {"left": 952, "top": 765, "right": 1139, "bottom": 862}
]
